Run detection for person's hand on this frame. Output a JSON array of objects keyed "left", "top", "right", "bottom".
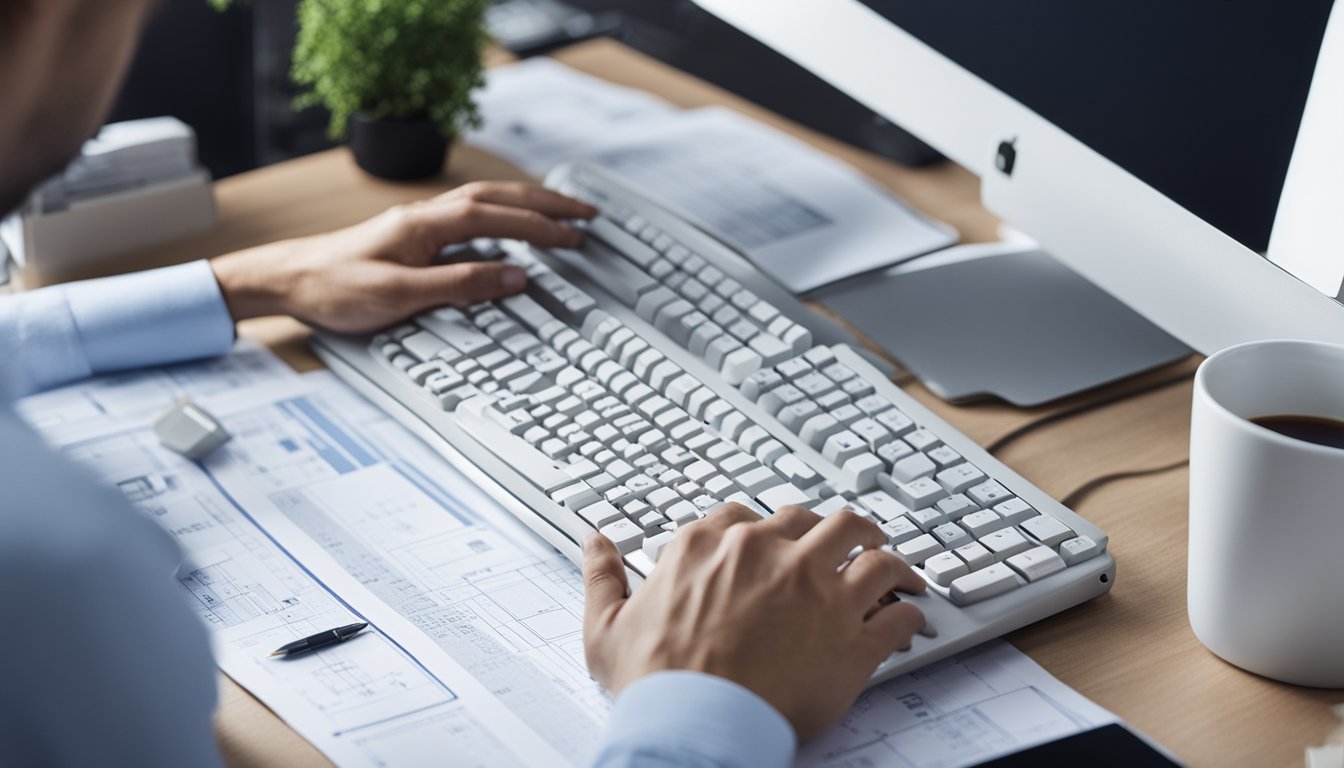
[
  {"left": 209, "top": 180, "right": 597, "bottom": 332},
  {"left": 581, "top": 503, "right": 926, "bottom": 742}
]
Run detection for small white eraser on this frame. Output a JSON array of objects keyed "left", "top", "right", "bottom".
[{"left": 154, "top": 399, "right": 230, "bottom": 459}]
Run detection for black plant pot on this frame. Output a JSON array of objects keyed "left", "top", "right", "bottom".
[{"left": 348, "top": 114, "right": 450, "bottom": 181}]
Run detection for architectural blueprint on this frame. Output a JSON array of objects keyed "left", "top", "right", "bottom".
[{"left": 23, "top": 346, "right": 1124, "bottom": 767}]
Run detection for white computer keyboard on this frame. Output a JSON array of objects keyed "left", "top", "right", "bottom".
[{"left": 312, "top": 162, "right": 1115, "bottom": 684}]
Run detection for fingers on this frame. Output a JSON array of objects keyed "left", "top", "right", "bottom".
[
  {"left": 862, "top": 601, "right": 925, "bottom": 655},
  {"left": 797, "top": 509, "right": 888, "bottom": 568},
  {"left": 410, "top": 201, "right": 583, "bottom": 250},
  {"left": 449, "top": 181, "right": 598, "bottom": 220},
  {"left": 694, "top": 501, "right": 765, "bottom": 533},
  {"left": 756, "top": 503, "right": 823, "bottom": 540},
  {"left": 398, "top": 261, "right": 529, "bottom": 310},
  {"left": 841, "top": 548, "right": 926, "bottom": 608},
  {"left": 581, "top": 532, "right": 629, "bottom": 636}
]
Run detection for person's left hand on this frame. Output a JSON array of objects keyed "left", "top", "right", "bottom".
[{"left": 209, "top": 180, "right": 597, "bottom": 333}]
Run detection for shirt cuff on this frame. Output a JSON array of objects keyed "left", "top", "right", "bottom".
[
  {"left": 64, "top": 260, "right": 236, "bottom": 374},
  {"left": 593, "top": 671, "right": 796, "bottom": 768}
]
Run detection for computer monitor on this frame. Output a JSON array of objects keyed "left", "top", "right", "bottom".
[{"left": 693, "top": 0, "right": 1344, "bottom": 356}]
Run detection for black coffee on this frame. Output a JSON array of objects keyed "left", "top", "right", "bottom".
[{"left": 1250, "top": 414, "right": 1344, "bottom": 449}]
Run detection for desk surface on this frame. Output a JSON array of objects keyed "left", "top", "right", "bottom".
[{"left": 102, "top": 39, "right": 1336, "bottom": 768}]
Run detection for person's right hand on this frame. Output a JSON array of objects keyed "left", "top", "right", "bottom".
[{"left": 581, "top": 503, "right": 927, "bottom": 742}]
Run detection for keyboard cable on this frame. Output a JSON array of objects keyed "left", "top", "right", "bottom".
[{"left": 977, "top": 369, "right": 1198, "bottom": 507}]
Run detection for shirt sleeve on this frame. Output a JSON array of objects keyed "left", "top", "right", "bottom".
[
  {"left": 590, "top": 671, "right": 796, "bottom": 768},
  {"left": 0, "top": 260, "right": 235, "bottom": 396}
]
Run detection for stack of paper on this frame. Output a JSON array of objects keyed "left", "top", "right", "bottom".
[
  {"left": 467, "top": 60, "right": 957, "bottom": 294},
  {"left": 29, "top": 117, "right": 200, "bottom": 215}
]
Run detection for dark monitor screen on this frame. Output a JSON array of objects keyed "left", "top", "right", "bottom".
[{"left": 858, "top": 1, "right": 1335, "bottom": 251}]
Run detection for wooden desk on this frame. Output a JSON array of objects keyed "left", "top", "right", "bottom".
[{"left": 78, "top": 39, "right": 1337, "bottom": 768}]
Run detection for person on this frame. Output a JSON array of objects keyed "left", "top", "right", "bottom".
[{"left": 0, "top": 1, "right": 928, "bottom": 766}]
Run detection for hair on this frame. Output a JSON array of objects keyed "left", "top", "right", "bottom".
[{"left": 0, "top": 1, "right": 34, "bottom": 32}]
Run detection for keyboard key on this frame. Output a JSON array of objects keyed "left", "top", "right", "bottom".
[
  {"left": 935, "top": 494, "right": 977, "bottom": 520},
  {"left": 994, "top": 498, "right": 1038, "bottom": 525},
  {"left": 1020, "top": 515, "right": 1074, "bottom": 547},
  {"left": 839, "top": 453, "right": 885, "bottom": 493},
  {"left": 400, "top": 331, "right": 449, "bottom": 361},
  {"left": 927, "top": 445, "right": 963, "bottom": 468},
  {"left": 953, "top": 541, "right": 995, "bottom": 571},
  {"left": 904, "top": 429, "right": 941, "bottom": 452},
  {"left": 599, "top": 518, "right": 644, "bottom": 555},
  {"left": 774, "top": 454, "right": 822, "bottom": 488},
  {"left": 980, "top": 527, "right": 1032, "bottom": 561},
  {"left": 634, "top": 287, "right": 678, "bottom": 323},
  {"left": 1059, "top": 535, "right": 1103, "bottom": 565},
  {"left": 908, "top": 506, "right": 946, "bottom": 531},
  {"left": 886, "top": 477, "right": 948, "bottom": 510},
  {"left": 949, "top": 562, "right": 1021, "bottom": 605},
  {"left": 577, "top": 500, "right": 624, "bottom": 528},
  {"left": 734, "top": 466, "right": 783, "bottom": 496},
  {"left": 720, "top": 347, "right": 763, "bottom": 385},
  {"left": 812, "top": 496, "right": 854, "bottom": 517},
  {"left": 874, "top": 409, "right": 915, "bottom": 437},
  {"left": 775, "top": 357, "right": 811, "bottom": 379},
  {"left": 877, "top": 440, "right": 915, "bottom": 467},
  {"left": 857, "top": 490, "right": 910, "bottom": 522},
  {"left": 959, "top": 509, "right": 1006, "bottom": 538},
  {"left": 822, "top": 430, "right": 867, "bottom": 465},
  {"left": 931, "top": 522, "right": 972, "bottom": 550},
  {"left": 778, "top": 401, "right": 820, "bottom": 432},
  {"left": 800, "top": 414, "right": 844, "bottom": 449},
  {"left": 967, "top": 480, "right": 1014, "bottom": 508},
  {"left": 1006, "top": 545, "right": 1067, "bottom": 582},
  {"left": 741, "top": 369, "right": 783, "bottom": 401},
  {"left": 892, "top": 453, "right": 937, "bottom": 483},
  {"left": 923, "top": 551, "right": 970, "bottom": 587},
  {"left": 851, "top": 418, "right": 894, "bottom": 450},
  {"left": 936, "top": 464, "right": 986, "bottom": 494},
  {"left": 758, "top": 483, "right": 811, "bottom": 512},
  {"left": 881, "top": 516, "right": 922, "bottom": 545},
  {"left": 896, "top": 534, "right": 942, "bottom": 565}
]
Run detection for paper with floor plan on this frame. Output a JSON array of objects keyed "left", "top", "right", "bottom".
[
  {"left": 468, "top": 61, "right": 957, "bottom": 293},
  {"left": 23, "top": 345, "right": 1123, "bottom": 767}
]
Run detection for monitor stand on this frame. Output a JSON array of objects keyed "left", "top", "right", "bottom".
[{"left": 808, "top": 245, "right": 1192, "bottom": 407}]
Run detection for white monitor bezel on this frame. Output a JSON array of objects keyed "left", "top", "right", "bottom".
[{"left": 693, "top": 0, "right": 1344, "bottom": 355}]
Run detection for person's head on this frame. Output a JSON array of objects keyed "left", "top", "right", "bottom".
[{"left": 0, "top": 0, "right": 158, "bottom": 214}]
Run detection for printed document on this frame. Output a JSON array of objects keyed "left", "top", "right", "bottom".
[
  {"left": 24, "top": 345, "right": 1125, "bottom": 767},
  {"left": 468, "top": 61, "right": 956, "bottom": 293}
]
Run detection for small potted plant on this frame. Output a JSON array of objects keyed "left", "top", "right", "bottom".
[{"left": 214, "top": 0, "right": 489, "bottom": 180}]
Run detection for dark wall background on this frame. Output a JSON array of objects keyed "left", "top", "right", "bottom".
[{"left": 110, "top": 0, "right": 333, "bottom": 179}]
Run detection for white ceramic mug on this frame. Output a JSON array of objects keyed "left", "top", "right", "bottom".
[{"left": 1189, "top": 339, "right": 1344, "bottom": 687}]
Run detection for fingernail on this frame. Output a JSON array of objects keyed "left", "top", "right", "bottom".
[
  {"left": 582, "top": 531, "right": 599, "bottom": 554},
  {"left": 500, "top": 267, "right": 526, "bottom": 293}
]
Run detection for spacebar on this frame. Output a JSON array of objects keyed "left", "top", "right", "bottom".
[{"left": 454, "top": 397, "right": 572, "bottom": 495}]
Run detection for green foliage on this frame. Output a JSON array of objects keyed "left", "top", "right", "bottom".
[{"left": 211, "top": 0, "right": 489, "bottom": 140}]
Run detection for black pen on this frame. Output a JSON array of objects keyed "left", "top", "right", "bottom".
[{"left": 269, "top": 622, "right": 368, "bottom": 657}]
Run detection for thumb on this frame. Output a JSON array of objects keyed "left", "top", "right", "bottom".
[
  {"left": 405, "top": 261, "right": 528, "bottom": 311},
  {"left": 581, "top": 532, "right": 629, "bottom": 635}
]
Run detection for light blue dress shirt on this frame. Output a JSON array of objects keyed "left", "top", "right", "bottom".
[{"left": 0, "top": 259, "right": 797, "bottom": 767}]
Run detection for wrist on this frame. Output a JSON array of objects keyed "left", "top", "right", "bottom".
[{"left": 209, "top": 242, "right": 304, "bottom": 322}]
